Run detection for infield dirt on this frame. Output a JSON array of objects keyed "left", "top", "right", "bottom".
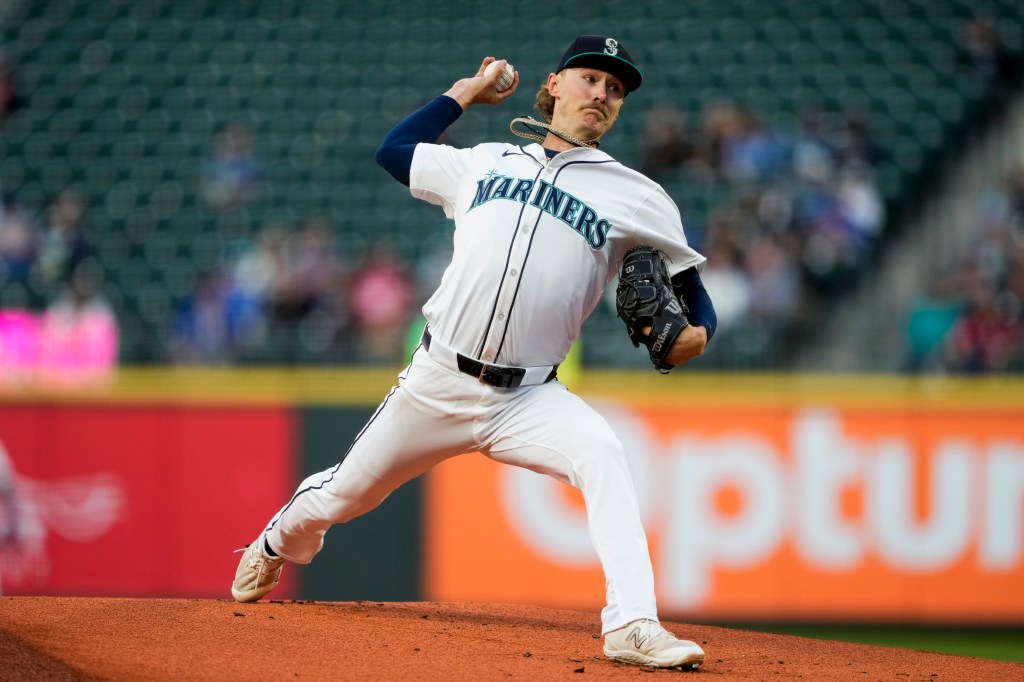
[{"left": 1, "top": 597, "right": 1021, "bottom": 681}]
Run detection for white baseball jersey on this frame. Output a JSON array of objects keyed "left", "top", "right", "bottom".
[{"left": 411, "top": 142, "right": 706, "bottom": 368}]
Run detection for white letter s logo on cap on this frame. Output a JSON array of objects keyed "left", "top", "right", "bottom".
[{"left": 604, "top": 38, "right": 619, "bottom": 56}]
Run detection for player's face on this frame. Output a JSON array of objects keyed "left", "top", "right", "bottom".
[{"left": 549, "top": 67, "right": 625, "bottom": 143}]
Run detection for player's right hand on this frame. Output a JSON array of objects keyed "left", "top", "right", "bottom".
[{"left": 443, "top": 57, "right": 519, "bottom": 110}]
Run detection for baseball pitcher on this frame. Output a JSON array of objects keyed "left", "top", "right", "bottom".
[{"left": 232, "top": 35, "right": 717, "bottom": 670}]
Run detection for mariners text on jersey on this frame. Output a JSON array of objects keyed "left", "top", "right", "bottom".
[{"left": 470, "top": 171, "right": 611, "bottom": 249}]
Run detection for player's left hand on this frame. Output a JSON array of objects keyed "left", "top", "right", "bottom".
[
  {"left": 615, "top": 245, "right": 692, "bottom": 373},
  {"left": 443, "top": 57, "right": 520, "bottom": 110},
  {"left": 644, "top": 323, "right": 707, "bottom": 366}
]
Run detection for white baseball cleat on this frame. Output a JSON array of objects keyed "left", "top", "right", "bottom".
[
  {"left": 603, "top": 618, "right": 705, "bottom": 669},
  {"left": 231, "top": 532, "right": 285, "bottom": 603}
]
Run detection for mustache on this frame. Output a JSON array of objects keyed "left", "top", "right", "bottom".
[{"left": 581, "top": 104, "right": 610, "bottom": 119}]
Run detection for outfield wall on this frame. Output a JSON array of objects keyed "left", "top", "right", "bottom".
[{"left": 1, "top": 369, "right": 1021, "bottom": 624}]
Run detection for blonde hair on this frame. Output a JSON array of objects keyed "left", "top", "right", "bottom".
[{"left": 534, "top": 80, "right": 555, "bottom": 123}]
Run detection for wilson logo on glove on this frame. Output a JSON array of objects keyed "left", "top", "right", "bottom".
[{"left": 615, "top": 245, "right": 690, "bottom": 373}]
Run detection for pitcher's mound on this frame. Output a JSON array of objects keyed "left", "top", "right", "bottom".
[{"left": 1, "top": 597, "right": 1020, "bottom": 680}]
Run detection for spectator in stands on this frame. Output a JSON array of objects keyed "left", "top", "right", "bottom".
[
  {"left": 973, "top": 190, "right": 1017, "bottom": 282},
  {"left": 791, "top": 107, "right": 839, "bottom": 184},
  {"left": 796, "top": 186, "right": 860, "bottom": 293},
  {"left": 0, "top": 192, "right": 36, "bottom": 286},
  {"left": 906, "top": 172, "right": 1024, "bottom": 373},
  {"left": 943, "top": 280, "right": 1022, "bottom": 373},
  {"left": 35, "top": 189, "right": 90, "bottom": 287},
  {"left": 836, "top": 161, "right": 885, "bottom": 249},
  {"left": 696, "top": 215, "right": 753, "bottom": 327},
  {"left": 700, "top": 99, "right": 743, "bottom": 178},
  {"left": 269, "top": 217, "right": 343, "bottom": 321},
  {"left": 262, "top": 217, "right": 347, "bottom": 361},
  {"left": 230, "top": 223, "right": 289, "bottom": 349},
  {"left": 171, "top": 269, "right": 227, "bottom": 363},
  {"left": 38, "top": 258, "right": 118, "bottom": 385},
  {"left": 903, "top": 274, "right": 964, "bottom": 372},
  {"left": 788, "top": 124, "right": 880, "bottom": 294},
  {"left": 720, "top": 106, "right": 784, "bottom": 183},
  {"left": 639, "top": 103, "right": 699, "bottom": 182},
  {"left": 171, "top": 267, "right": 244, "bottom": 364},
  {"left": 745, "top": 234, "right": 802, "bottom": 324},
  {"left": 751, "top": 182, "right": 793, "bottom": 233},
  {"left": 200, "top": 122, "right": 265, "bottom": 210},
  {"left": 1008, "top": 234, "right": 1024, "bottom": 309},
  {"left": 1007, "top": 168, "right": 1024, "bottom": 306},
  {"left": 835, "top": 111, "right": 883, "bottom": 169},
  {"left": 346, "top": 241, "right": 413, "bottom": 364},
  {"left": 957, "top": 16, "right": 1021, "bottom": 93}
]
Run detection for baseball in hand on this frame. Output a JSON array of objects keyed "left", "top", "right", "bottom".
[{"left": 485, "top": 60, "right": 515, "bottom": 92}]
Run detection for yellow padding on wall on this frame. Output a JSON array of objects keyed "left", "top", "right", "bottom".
[{"left": 2, "top": 368, "right": 1023, "bottom": 409}]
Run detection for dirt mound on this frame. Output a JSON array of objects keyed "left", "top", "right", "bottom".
[{"left": 1, "top": 597, "right": 1020, "bottom": 681}]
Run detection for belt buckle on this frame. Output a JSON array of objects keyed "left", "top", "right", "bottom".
[{"left": 479, "top": 363, "right": 526, "bottom": 389}]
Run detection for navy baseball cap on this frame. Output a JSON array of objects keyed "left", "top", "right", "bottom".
[{"left": 556, "top": 35, "right": 643, "bottom": 95}]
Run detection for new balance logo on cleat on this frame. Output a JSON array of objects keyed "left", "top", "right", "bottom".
[
  {"left": 604, "top": 619, "right": 705, "bottom": 669},
  {"left": 626, "top": 626, "right": 649, "bottom": 649}
]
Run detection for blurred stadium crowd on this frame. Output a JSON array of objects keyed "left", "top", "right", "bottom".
[
  {"left": 0, "top": 0, "right": 1022, "bottom": 373},
  {"left": 904, "top": 165, "right": 1024, "bottom": 372}
]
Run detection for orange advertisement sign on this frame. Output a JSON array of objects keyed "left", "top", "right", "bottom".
[{"left": 424, "top": 402, "right": 1024, "bottom": 622}]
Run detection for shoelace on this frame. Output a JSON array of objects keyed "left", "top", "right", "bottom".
[
  {"left": 235, "top": 544, "right": 281, "bottom": 580},
  {"left": 630, "top": 619, "right": 670, "bottom": 650},
  {"left": 647, "top": 622, "right": 671, "bottom": 643}
]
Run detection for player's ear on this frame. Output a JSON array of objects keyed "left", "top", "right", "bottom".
[{"left": 547, "top": 72, "right": 561, "bottom": 97}]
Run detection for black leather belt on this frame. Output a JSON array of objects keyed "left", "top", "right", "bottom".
[{"left": 422, "top": 328, "right": 557, "bottom": 389}]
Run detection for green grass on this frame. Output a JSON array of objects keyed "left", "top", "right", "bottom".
[{"left": 733, "top": 625, "right": 1024, "bottom": 663}]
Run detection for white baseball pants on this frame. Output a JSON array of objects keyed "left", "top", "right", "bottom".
[{"left": 262, "top": 346, "right": 659, "bottom": 633}]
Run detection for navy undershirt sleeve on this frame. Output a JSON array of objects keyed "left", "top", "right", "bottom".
[
  {"left": 671, "top": 267, "right": 718, "bottom": 342},
  {"left": 374, "top": 95, "right": 464, "bottom": 186}
]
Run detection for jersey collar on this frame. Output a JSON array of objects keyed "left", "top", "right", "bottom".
[{"left": 522, "top": 143, "right": 612, "bottom": 166}]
